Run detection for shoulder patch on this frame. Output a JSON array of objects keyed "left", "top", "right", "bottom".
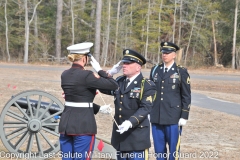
[
  {"left": 93, "top": 72, "right": 100, "bottom": 78},
  {"left": 146, "top": 96, "right": 153, "bottom": 103},
  {"left": 187, "top": 76, "right": 190, "bottom": 84}
]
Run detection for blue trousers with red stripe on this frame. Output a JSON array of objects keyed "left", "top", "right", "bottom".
[
  {"left": 116, "top": 150, "right": 149, "bottom": 160},
  {"left": 151, "top": 124, "right": 182, "bottom": 160},
  {"left": 59, "top": 134, "right": 95, "bottom": 160}
]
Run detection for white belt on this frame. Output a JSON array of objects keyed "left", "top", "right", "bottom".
[{"left": 65, "top": 101, "right": 93, "bottom": 107}]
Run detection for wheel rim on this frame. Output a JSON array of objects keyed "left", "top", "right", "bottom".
[{"left": 0, "top": 90, "right": 63, "bottom": 156}]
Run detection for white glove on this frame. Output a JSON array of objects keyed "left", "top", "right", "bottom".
[
  {"left": 90, "top": 56, "right": 102, "bottom": 72},
  {"left": 116, "top": 120, "right": 132, "bottom": 134},
  {"left": 99, "top": 104, "right": 112, "bottom": 114},
  {"left": 107, "top": 61, "right": 122, "bottom": 76},
  {"left": 147, "top": 114, "right": 150, "bottom": 121},
  {"left": 178, "top": 118, "right": 187, "bottom": 126}
]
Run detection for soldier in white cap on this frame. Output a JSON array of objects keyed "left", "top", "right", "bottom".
[{"left": 59, "top": 42, "right": 118, "bottom": 160}]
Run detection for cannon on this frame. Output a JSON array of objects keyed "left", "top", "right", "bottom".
[
  {"left": 0, "top": 90, "right": 63, "bottom": 156},
  {"left": 0, "top": 90, "right": 117, "bottom": 159}
]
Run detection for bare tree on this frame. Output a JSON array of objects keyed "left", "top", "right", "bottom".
[
  {"left": 5, "top": 0, "right": 10, "bottom": 62},
  {"left": 172, "top": 0, "right": 177, "bottom": 43},
  {"left": 70, "top": 0, "right": 74, "bottom": 44},
  {"left": 34, "top": 0, "right": 38, "bottom": 57},
  {"left": 177, "top": 0, "right": 183, "bottom": 47},
  {"left": 130, "top": 0, "right": 134, "bottom": 47},
  {"left": 114, "top": 0, "right": 121, "bottom": 64},
  {"left": 94, "top": 0, "right": 102, "bottom": 62},
  {"left": 184, "top": 1, "right": 199, "bottom": 66},
  {"left": 157, "top": 0, "right": 163, "bottom": 64},
  {"left": 232, "top": 0, "right": 238, "bottom": 69},
  {"left": 144, "top": 0, "right": 150, "bottom": 68},
  {"left": 103, "top": 0, "right": 111, "bottom": 67},
  {"left": 55, "top": 0, "right": 63, "bottom": 62},
  {"left": 23, "top": 0, "right": 43, "bottom": 64},
  {"left": 212, "top": 18, "right": 218, "bottom": 66}
]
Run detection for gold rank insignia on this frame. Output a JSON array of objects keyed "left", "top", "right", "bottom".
[
  {"left": 164, "top": 42, "right": 168, "bottom": 46},
  {"left": 146, "top": 96, "right": 152, "bottom": 103},
  {"left": 125, "top": 50, "right": 129, "bottom": 54},
  {"left": 187, "top": 76, "right": 190, "bottom": 84}
]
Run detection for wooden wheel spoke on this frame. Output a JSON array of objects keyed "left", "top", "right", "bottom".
[
  {"left": 26, "top": 133, "right": 34, "bottom": 153},
  {"left": 7, "top": 128, "right": 28, "bottom": 141},
  {"left": 13, "top": 102, "right": 30, "bottom": 120},
  {"left": 26, "top": 96, "right": 34, "bottom": 118},
  {"left": 38, "top": 100, "right": 53, "bottom": 120},
  {"left": 35, "top": 95, "right": 42, "bottom": 118},
  {"left": 42, "top": 127, "right": 59, "bottom": 137},
  {"left": 39, "top": 130, "right": 56, "bottom": 149},
  {"left": 6, "top": 111, "right": 28, "bottom": 123}
]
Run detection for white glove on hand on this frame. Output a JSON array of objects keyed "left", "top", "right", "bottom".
[
  {"left": 147, "top": 114, "right": 150, "bottom": 121},
  {"left": 116, "top": 120, "right": 132, "bottom": 134},
  {"left": 90, "top": 56, "right": 102, "bottom": 72},
  {"left": 99, "top": 104, "right": 112, "bottom": 114},
  {"left": 178, "top": 118, "right": 187, "bottom": 126},
  {"left": 107, "top": 61, "right": 122, "bottom": 76}
]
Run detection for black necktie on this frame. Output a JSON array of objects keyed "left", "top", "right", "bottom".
[
  {"left": 164, "top": 68, "right": 168, "bottom": 74},
  {"left": 124, "top": 79, "right": 130, "bottom": 90}
]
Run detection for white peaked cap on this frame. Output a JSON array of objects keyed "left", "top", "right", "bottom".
[{"left": 67, "top": 42, "right": 93, "bottom": 54}]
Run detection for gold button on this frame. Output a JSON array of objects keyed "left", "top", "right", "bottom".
[
  {"left": 119, "top": 115, "right": 122, "bottom": 118},
  {"left": 121, "top": 95, "right": 123, "bottom": 97},
  {"left": 161, "top": 98, "right": 163, "bottom": 100},
  {"left": 162, "top": 81, "right": 164, "bottom": 83},
  {"left": 119, "top": 108, "right": 122, "bottom": 111},
  {"left": 161, "top": 86, "right": 164, "bottom": 89},
  {"left": 120, "top": 102, "right": 122, "bottom": 104},
  {"left": 161, "top": 92, "right": 163, "bottom": 94},
  {"left": 141, "top": 126, "right": 143, "bottom": 128}
]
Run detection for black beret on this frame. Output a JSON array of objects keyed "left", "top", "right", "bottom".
[
  {"left": 122, "top": 49, "right": 146, "bottom": 65},
  {"left": 161, "top": 42, "right": 179, "bottom": 53}
]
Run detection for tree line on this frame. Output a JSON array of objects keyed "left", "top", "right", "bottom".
[{"left": 0, "top": 0, "right": 239, "bottom": 69}]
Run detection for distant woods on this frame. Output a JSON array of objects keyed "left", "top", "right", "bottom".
[{"left": 0, "top": 0, "right": 240, "bottom": 69}]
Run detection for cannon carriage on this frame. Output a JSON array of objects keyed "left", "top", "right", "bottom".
[
  {"left": 0, "top": 90, "right": 63, "bottom": 156},
  {"left": 0, "top": 90, "right": 117, "bottom": 159}
]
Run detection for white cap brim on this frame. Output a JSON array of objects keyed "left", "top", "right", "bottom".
[{"left": 67, "top": 42, "right": 93, "bottom": 54}]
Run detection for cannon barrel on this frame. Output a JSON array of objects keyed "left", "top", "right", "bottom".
[{"left": 13, "top": 97, "right": 62, "bottom": 115}]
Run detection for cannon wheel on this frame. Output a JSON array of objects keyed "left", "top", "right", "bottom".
[{"left": 0, "top": 90, "right": 64, "bottom": 156}]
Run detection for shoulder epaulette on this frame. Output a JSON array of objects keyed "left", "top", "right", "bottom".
[
  {"left": 116, "top": 75, "right": 125, "bottom": 82},
  {"left": 143, "top": 78, "right": 155, "bottom": 86},
  {"left": 177, "top": 64, "right": 186, "bottom": 69}
]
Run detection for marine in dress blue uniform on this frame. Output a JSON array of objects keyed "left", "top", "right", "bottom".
[
  {"left": 101, "top": 49, "right": 156, "bottom": 160},
  {"left": 149, "top": 42, "right": 191, "bottom": 160},
  {"left": 59, "top": 42, "right": 118, "bottom": 160}
]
